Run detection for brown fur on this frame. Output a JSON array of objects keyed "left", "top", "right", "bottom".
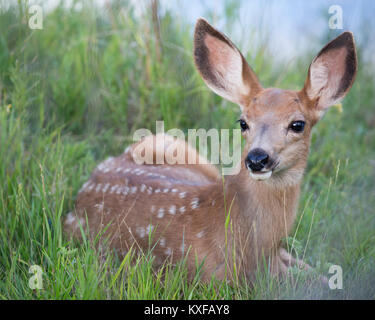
[{"left": 64, "top": 18, "right": 357, "bottom": 282}]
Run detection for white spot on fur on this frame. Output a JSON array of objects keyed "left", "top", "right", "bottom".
[
  {"left": 179, "top": 192, "right": 187, "bottom": 199},
  {"left": 79, "top": 181, "right": 90, "bottom": 193},
  {"left": 171, "top": 188, "right": 178, "bottom": 193},
  {"left": 165, "top": 248, "right": 172, "bottom": 255},
  {"left": 140, "top": 184, "right": 146, "bottom": 192},
  {"left": 87, "top": 183, "right": 95, "bottom": 191},
  {"left": 82, "top": 181, "right": 90, "bottom": 189},
  {"left": 131, "top": 186, "right": 137, "bottom": 194},
  {"left": 179, "top": 206, "right": 186, "bottom": 213},
  {"left": 150, "top": 205, "right": 156, "bottom": 213},
  {"left": 160, "top": 237, "right": 166, "bottom": 247},
  {"left": 157, "top": 208, "right": 165, "bottom": 218},
  {"left": 94, "top": 202, "right": 104, "bottom": 211},
  {"left": 95, "top": 184, "right": 102, "bottom": 193},
  {"left": 136, "top": 227, "right": 145, "bottom": 238},
  {"left": 147, "top": 187, "right": 153, "bottom": 195},
  {"left": 191, "top": 198, "right": 199, "bottom": 210},
  {"left": 155, "top": 189, "right": 161, "bottom": 194},
  {"left": 196, "top": 231, "right": 205, "bottom": 238},
  {"left": 163, "top": 188, "right": 169, "bottom": 193},
  {"left": 102, "top": 183, "right": 110, "bottom": 193},
  {"left": 97, "top": 157, "right": 114, "bottom": 173},
  {"left": 65, "top": 212, "right": 75, "bottom": 225},
  {"left": 211, "top": 199, "right": 216, "bottom": 206},
  {"left": 168, "top": 205, "right": 176, "bottom": 215},
  {"left": 122, "top": 186, "right": 129, "bottom": 195}
]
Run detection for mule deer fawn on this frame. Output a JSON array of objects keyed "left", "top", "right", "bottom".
[{"left": 64, "top": 19, "right": 357, "bottom": 282}]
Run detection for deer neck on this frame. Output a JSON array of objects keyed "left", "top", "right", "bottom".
[{"left": 224, "top": 163, "right": 302, "bottom": 268}]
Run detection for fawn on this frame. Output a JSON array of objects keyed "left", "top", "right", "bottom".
[{"left": 64, "top": 18, "right": 357, "bottom": 282}]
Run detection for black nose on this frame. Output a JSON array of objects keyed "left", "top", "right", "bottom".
[{"left": 245, "top": 148, "right": 269, "bottom": 172}]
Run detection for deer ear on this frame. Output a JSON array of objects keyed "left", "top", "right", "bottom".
[
  {"left": 193, "top": 18, "right": 262, "bottom": 107},
  {"left": 301, "top": 32, "right": 357, "bottom": 118}
]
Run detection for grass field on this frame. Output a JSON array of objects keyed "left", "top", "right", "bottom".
[{"left": 0, "top": 1, "right": 374, "bottom": 299}]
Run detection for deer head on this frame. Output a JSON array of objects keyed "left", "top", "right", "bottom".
[{"left": 193, "top": 18, "right": 357, "bottom": 187}]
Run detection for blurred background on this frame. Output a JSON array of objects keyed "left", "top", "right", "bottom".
[{"left": 0, "top": 0, "right": 374, "bottom": 299}]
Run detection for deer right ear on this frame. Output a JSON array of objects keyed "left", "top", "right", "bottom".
[
  {"left": 300, "top": 32, "right": 357, "bottom": 119},
  {"left": 193, "top": 18, "right": 262, "bottom": 107}
]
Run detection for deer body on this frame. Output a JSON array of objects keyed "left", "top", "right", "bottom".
[
  {"left": 64, "top": 19, "right": 357, "bottom": 282},
  {"left": 65, "top": 139, "right": 300, "bottom": 280}
]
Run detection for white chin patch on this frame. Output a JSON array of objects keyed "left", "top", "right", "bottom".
[{"left": 249, "top": 170, "right": 272, "bottom": 181}]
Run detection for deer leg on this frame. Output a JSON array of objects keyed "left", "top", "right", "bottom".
[
  {"left": 269, "top": 254, "right": 288, "bottom": 278},
  {"left": 278, "top": 248, "right": 328, "bottom": 284},
  {"left": 279, "top": 248, "right": 312, "bottom": 271}
]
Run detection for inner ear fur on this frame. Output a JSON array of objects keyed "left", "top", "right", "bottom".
[
  {"left": 300, "top": 32, "right": 357, "bottom": 114},
  {"left": 193, "top": 18, "right": 262, "bottom": 106}
]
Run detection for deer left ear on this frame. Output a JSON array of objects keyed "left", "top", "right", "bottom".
[
  {"left": 300, "top": 32, "right": 357, "bottom": 118},
  {"left": 193, "top": 18, "right": 262, "bottom": 107}
]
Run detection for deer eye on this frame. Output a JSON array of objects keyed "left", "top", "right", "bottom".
[
  {"left": 237, "top": 119, "right": 249, "bottom": 132},
  {"left": 289, "top": 121, "right": 305, "bottom": 133}
]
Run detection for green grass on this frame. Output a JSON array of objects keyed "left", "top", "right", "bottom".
[{"left": 0, "top": 1, "right": 374, "bottom": 299}]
